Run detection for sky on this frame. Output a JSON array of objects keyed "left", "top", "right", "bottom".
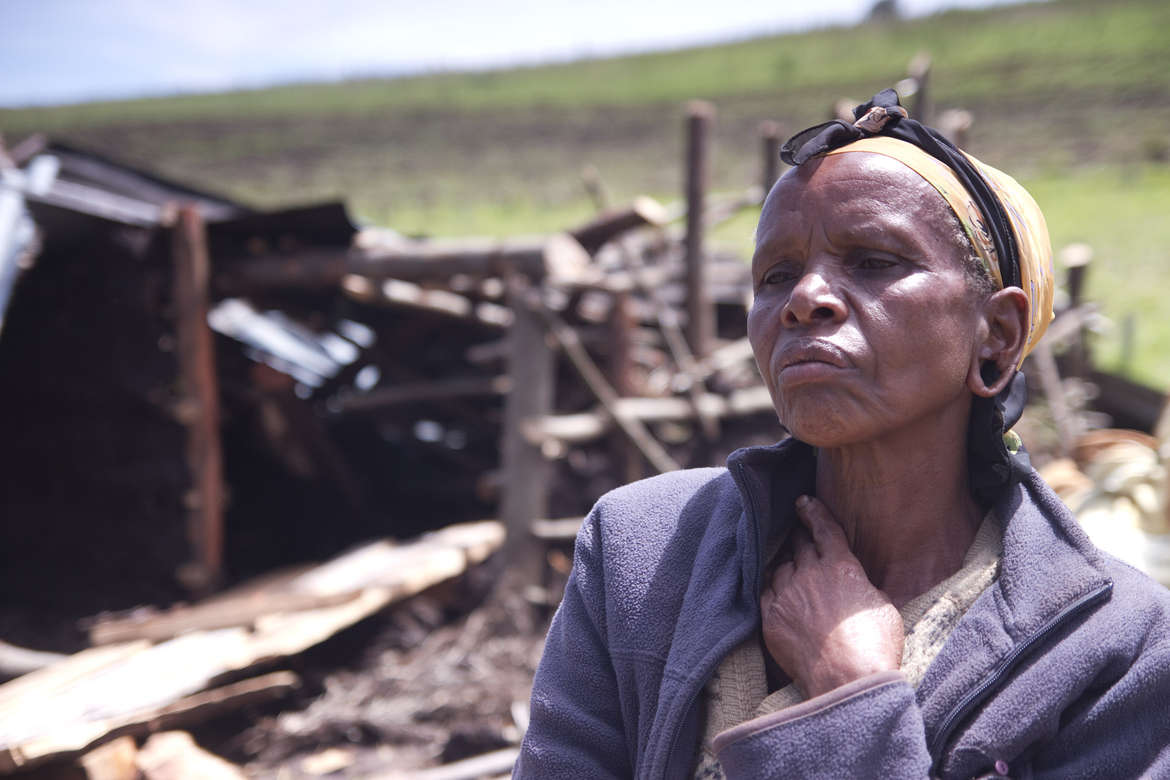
[{"left": 1, "top": 0, "right": 1016, "bottom": 108}]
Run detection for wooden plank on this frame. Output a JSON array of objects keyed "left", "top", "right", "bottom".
[
  {"left": 215, "top": 233, "right": 591, "bottom": 294},
  {"left": 88, "top": 521, "right": 505, "bottom": 647},
  {"left": 0, "top": 643, "right": 151, "bottom": 714},
  {"left": 341, "top": 275, "right": 513, "bottom": 328},
  {"left": 683, "top": 101, "right": 715, "bottom": 359},
  {"left": 88, "top": 590, "right": 361, "bottom": 646},
  {"left": 172, "top": 205, "right": 225, "bottom": 593},
  {"left": 1, "top": 522, "right": 504, "bottom": 770}
]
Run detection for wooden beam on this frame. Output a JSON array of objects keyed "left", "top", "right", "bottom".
[
  {"left": 683, "top": 101, "right": 715, "bottom": 359},
  {"left": 334, "top": 375, "right": 511, "bottom": 415},
  {"left": 528, "top": 386, "right": 774, "bottom": 445},
  {"left": 215, "top": 233, "right": 591, "bottom": 294},
  {"left": 171, "top": 205, "right": 225, "bottom": 593},
  {"left": 569, "top": 196, "right": 668, "bottom": 255},
  {"left": 341, "top": 275, "right": 513, "bottom": 328}
]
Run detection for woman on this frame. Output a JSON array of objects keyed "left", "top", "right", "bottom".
[{"left": 515, "top": 90, "right": 1170, "bottom": 778}]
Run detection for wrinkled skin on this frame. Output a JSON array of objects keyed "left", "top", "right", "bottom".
[
  {"left": 748, "top": 152, "right": 1028, "bottom": 698},
  {"left": 749, "top": 153, "right": 982, "bottom": 447}
]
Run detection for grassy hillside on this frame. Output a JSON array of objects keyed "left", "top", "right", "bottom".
[{"left": 2, "top": 0, "right": 1169, "bottom": 385}]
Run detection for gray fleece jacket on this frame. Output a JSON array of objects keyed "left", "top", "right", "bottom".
[{"left": 516, "top": 439, "right": 1170, "bottom": 779}]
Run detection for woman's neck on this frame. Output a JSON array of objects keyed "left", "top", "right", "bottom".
[{"left": 813, "top": 415, "right": 983, "bottom": 607}]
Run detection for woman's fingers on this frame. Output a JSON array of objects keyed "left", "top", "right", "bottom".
[
  {"left": 795, "top": 495, "right": 850, "bottom": 558},
  {"left": 791, "top": 526, "right": 818, "bottom": 567}
]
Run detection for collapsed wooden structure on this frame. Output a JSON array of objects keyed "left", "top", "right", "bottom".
[
  {"left": 0, "top": 108, "right": 784, "bottom": 775},
  {"left": 0, "top": 110, "right": 784, "bottom": 619}
]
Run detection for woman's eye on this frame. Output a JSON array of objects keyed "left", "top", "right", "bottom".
[
  {"left": 761, "top": 265, "right": 799, "bottom": 286},
  {"left": 854, "top": 255, "right": 898, "bottom": 270}
]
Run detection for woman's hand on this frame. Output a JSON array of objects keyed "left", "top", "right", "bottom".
[{"left": 761, "top": 495, "right": 904, "bottom": 699}]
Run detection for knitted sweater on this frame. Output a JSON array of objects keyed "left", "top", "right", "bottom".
[{"left": 693, "top": 513, "right": 1002, "bottom": 777}]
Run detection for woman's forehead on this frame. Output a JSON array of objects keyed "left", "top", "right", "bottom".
[{"left": 757, "top": 152, "right": 955, "bottom": 245}]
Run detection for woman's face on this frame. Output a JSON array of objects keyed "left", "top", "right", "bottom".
[{"left": 748, "top": 152, "right": 984, "bottom": 448}]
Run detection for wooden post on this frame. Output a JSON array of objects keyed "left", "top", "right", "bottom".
[
  {"left": 607, "top": 291, "right": 636, "bottom": 399},
  {"left": 760, "top": 121, "right": 782, "bottom": 197},
  {"left": 1061, "top": 243, "right": 1094, "bottom": 377},
  {"left": 172, "top": 205, "right": 225, "bottom": 594},
  {"left": 608, "top": 290, "right": 642, "bottom": 483},
  {"left": 907, "top": 53, "right": 933, "bottom": 125},
  {"left": 498, "top": 277, "right": 555, "bottom": 587},
  {"left": 684, "top": 100, "right": 715, "bottom": 359}
]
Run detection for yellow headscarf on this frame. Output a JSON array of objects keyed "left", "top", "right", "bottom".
[{"left": 825, "top": 137, "right": 1054, "bottom": 366}]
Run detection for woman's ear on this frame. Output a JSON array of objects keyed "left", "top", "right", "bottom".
[{"left": 967, "top": 287, "right": 1029, "bottom": 398}]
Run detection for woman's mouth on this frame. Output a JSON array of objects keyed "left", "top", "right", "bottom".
[{"left": 775, "top": 341, "right": 852, "bottom": 384}]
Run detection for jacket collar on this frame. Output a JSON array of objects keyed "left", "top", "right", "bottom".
[
  {"left": 726, "top": 439, "right": 1112, "bottom": 628},
  {"left": 726, "top": 438, "right": 816, "bottom": 599},
  {"left": 989, "top": 469, "right": 1112, "bottom": 638}
]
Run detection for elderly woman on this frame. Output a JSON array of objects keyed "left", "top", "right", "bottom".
[{"left": 515, "top": 90, "right": 1170, "bottom": 778}]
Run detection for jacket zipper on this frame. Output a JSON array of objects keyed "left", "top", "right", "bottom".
[
  {"left": 928, "top": 581, "right": 1113, "bottom": 774},
  {"left": 658, "top": 463, "right": 766, "bottom": 778}
]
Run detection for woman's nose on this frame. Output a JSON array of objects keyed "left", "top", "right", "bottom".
[{"left": 781, "top": 269, "right": 846, "bottom": 327}]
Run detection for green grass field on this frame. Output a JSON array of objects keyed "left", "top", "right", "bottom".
[{"left": 2, "top": 0, "right": 1168, "bottom": 385}]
